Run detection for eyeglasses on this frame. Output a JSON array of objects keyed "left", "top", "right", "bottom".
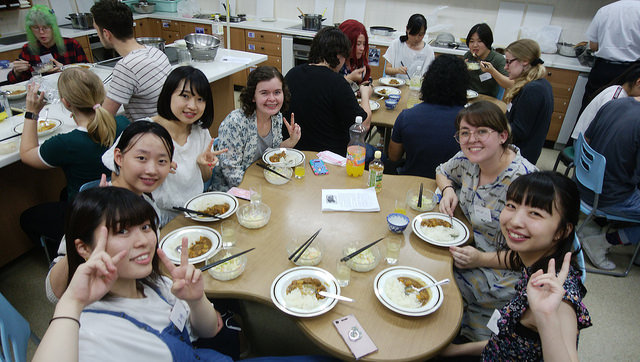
[
  {"left": 454, "top": 128, "right": 496, "bottom": 144},
  {"left": 505, "top": 58, "right": 519, "bottom": 66},
  {"left": 30, "top": 25, "right": 52, "bottom": 33}
]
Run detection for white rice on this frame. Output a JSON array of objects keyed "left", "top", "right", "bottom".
[
  {"left": 422, "top": 225, "right": 456, "bottom": 241},
  {"left": 283, "top": 287, "right": 322, "bottom": 310},
  {"left": 384, "top": 278, "right": 422, "bottom": 309}
]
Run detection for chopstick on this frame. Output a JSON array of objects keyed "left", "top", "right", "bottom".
[
  {"left": 256, "top": 162, "right": 292, "bottom": 181},
  {"left": 289, "top": 228, "right": 322, "bottom": 261},
  {"left": 172, "top": 206, "right": 222, "bottom": 220},
  {"left": 0, "top": 133, "right": 21, "bottom": 143},
  {"left": 400, "top": 61, "right": 411, "bottom": 80},
  {"left": 102, "top": 72, "right": 113, "bottom": 84},
  {"left": 200, "top": 248, "right": 255, "bottom": 271},
  {"left": 340, "top": 237, "right": 385, "bottom": 262},
  {"left": 417, "top": 183, "right": 423, "bottom": 208}
]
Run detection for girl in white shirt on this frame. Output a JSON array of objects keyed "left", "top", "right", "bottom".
[{"left": 384, "top": 14, "right": 435, "bottom": 79}]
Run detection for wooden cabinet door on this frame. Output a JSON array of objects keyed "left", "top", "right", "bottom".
[
  {"left": 162, "top": 30, "right": 181, "bottom": 45},
  {"left": 135, "top": 18, "right": 161, "bottom": 38},
  {"left": 226, "top": 27, "right": 247, "bottom": 87},
  {"left": 179, "top": 21, "right": 213, "bottom": 38}
]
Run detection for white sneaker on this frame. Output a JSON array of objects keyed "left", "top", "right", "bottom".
[{"left": 581, "top": 233, "right": 616, "bottom": 270}]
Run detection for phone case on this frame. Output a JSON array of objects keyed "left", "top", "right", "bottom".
[
  {"left": 310, "top": 159, "right": 328, "bottom": 175},
  {"left": 333, "top": 314, "right": 377, "bottom": 359}
]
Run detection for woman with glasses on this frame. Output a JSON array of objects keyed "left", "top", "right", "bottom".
[
  {"left": 435, "top": 101, "right": 537, "bottom": 342},
  {"left": 501, "top": 39, "right": 553, "bottom": 164},
  {"left": 8, "top": 5, "right": 88, "bottom": 83}
]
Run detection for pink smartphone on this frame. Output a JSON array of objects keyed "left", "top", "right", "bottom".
[{"left": 333, "top": 314, "right": 377, "bottom": 359}]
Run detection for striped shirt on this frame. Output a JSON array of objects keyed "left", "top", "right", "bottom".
[{"left": 107, "top": 46, "right": 171, "bottom": 121}]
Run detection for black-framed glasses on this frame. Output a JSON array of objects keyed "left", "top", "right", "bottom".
[
  {"left": 454, "top": 128, "right": 496, "bottom": 144},
  {"left": 505, "top": 58, "right": 519, "bottom": 66}
]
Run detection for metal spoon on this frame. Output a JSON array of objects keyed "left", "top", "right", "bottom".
[{"left": 404, "top": 278, "right": 450, "bottom": 295}]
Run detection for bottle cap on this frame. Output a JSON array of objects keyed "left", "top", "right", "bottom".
[
  {"left": 374, "top": 151, "right": 381, "bottom": 159},
  {"left": 355, "top": 116, "right": 362, "bottom": 124}
]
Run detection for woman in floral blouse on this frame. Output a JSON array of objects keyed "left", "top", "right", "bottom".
[
  {"left": 216, "top": 66, "right": 301, "bottom": 189},
  {"left": 441, "top": 171, "right": 591, "bottom": 360}
]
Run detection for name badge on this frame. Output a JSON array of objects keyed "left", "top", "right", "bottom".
[
  {"left": 40, "top": 53, "right": 54, "bottom": 64},
  {"left": 479, "top": 72, "right": 492, "bottom": 82},
  {"left": 170, "top": 301, "right": 189, "bottom": 332},
  {"left": 473, "top": 204, "right": 492, "bottom": 224},
  {"left": 487, "top": 309, "right": 501, "bottom": 335}
]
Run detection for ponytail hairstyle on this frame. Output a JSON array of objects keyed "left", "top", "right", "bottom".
[
  {"left": 503, "top": 39, "right": 546, "bottom": 104},
  {"left": 400, "top": 14, "right": 427, "bottom": 43},
  {"left": 57, "top": 68, "right": 117, "bottom": 147},
  {"left": 25, "top": 5, "right": 65, "bottom": 54}
]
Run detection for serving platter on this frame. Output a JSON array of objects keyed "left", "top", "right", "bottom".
[
  {"left": 1, "top": 84, "right": 27, "bottom": 100},
  {"left": 159, "top": 225, "right": 222, "bottom": 264},
  {"left": 411, "top": 212, "right": 469, "bottom": 247},
  {"left": 262, "top": 148, "right": 305, "bottom": 167},
  {"left": 183, "top": 191, "right": 239, "bottom": 222},
  {"left": 61, "top": 63, "right": 94, "bottom": 70},
  {"left": 270, "top": 266, "right": 340, "bottom": 318},
  {"left": 379, "top": 77, "right": 405, "bottom": 87},
  {"left": 373, "top": 266, "right": 444, "bottom": 317},
  {"left": 13, "top": 118, "right": 62, "bottom": 137},
  {"left": 374, "top": 86, "right": 401, "bottom": 98}
]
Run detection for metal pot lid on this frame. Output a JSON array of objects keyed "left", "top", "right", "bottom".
[
  {"left": 370, "top": 26, "right": 396, "bottom": 32},
  {"left": 435, "top": 32, "right": 455, "bottom": 43}
]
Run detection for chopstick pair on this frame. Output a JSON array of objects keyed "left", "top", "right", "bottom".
[
  {"left": 0, "top": 133, "right": 21, "bottom": 143},
  {"left": 200, "top": 248, "right": 255, "bottom": 271},
  {"left": 289, "top": 228, "right": 322, "bottom": 262},
  {"left": 340, "top": 237, "right": 385, "bottom": 262},
  {"left": 417, "top": 183, "right": 424, "bottom": 208},
  {"left": 172, "top": 206, "right": 222, "bottom": 220},
  {"left": 400, "top": 61, "right": 411, "bottom": 80},
  {"left": 256, "top": 162, "right": 292, "bottom": 181}
]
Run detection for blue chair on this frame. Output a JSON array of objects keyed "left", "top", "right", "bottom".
[
  {"left": 574, "top": 133, "right": 640, "bottom": 277},
  {"left": 552, "top": 146, "right": 575, "bottom": 177},
  {"left": 0, "top": 293, "right": 40, "bottom": 362},
  {"left": 573, "top": 235, "right": 586, "bottom": 283}
]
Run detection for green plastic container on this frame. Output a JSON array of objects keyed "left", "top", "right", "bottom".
[{"left": 150, "top": 0, "right": 182, "bottom": 13}]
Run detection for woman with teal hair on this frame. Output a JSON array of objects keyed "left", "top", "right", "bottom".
[{"left": 8, "top": 5, "right": 88, "bottom": 83}]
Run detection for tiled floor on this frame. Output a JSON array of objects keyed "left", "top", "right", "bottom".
[{"left": 1, "top": 147, "right": 639, "bottom": 361}]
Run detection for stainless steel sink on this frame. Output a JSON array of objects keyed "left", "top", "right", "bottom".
[{"left": 0, "top": 33, "right": 27, "bottom": 45}]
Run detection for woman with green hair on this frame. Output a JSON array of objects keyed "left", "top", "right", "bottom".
[{"left": 8, "top": 5, "right": 88, "bottom": 83}]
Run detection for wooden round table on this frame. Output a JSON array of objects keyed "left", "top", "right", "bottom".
[{"left": 162, "top": 152, "right": 464, "bottom": 361}]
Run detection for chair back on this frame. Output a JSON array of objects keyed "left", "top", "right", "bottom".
[
  {"left": 0, "top": 293, "right": 31, "bottom": 362},
  {"left": 573, "top": 235, "right": 587, "bottom": 283},
  {"left": 574, "top": 133, "right": 607, "bottom": 195},
  {"left": 79, "top": 177, "right": 111, "bottom": 192}
]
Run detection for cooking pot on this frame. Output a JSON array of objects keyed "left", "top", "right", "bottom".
[
  {"left": 136, "top": 37, "right": 166, "bottom": 52},
  {"left": 298, "top": 14, "right": 325, "bottom": 31},
  {"left": 557, "top": 42, "right": 577, "bottom": 57},
  {"left": 434, "top": 32, "right": 455, "bottom": 45},
  {"left": 369, "top": 26, "right": 396, "bottom": 36},
  {"left": 66, "top": 13, "right": 93, "bottom": 30}
]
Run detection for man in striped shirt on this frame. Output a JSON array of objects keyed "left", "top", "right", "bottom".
[{"left": 91, "top": 0, "right": 171, "bottom": 121}]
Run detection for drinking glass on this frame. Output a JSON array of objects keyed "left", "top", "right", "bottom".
[
  {"left": 294, "top": 164, "right": 305, "bottom": 179},
  {"left": 336, "top": 260, "right": 350, "bottom": 287},
  {"left": 394, "top": 198, "right": 407, "bottom": 215},
  {"left": 221, "top": 221, "right": 237, "bottom": 248},
  {"left": 249, "top": 185, "right": 262, "bottom": 204},
  {"left": 385, "top": 235, "right": 402, "bottom": 265}
]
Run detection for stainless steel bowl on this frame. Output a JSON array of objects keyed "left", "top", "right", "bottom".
[
  {"left": 184, "top": 33, "right": 220, "bottom": 62},
  {"left": 136, "top": 37, "right": 165, "bottom": 52},
  {"left": 557, "top": 42, "right": 577, "bottom": 57},
  {"left": 132, "top": 3, "right": 155, "bottom": 14}
]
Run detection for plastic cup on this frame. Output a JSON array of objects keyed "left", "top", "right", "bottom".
[
  {"left": 221, "top": 221, "right": 237, "bottom": 248},
  {"left": 336, "top": 260, "right": 350, "bottom": 287},
  {"left": 385, "top": 235, "right": 402, "bottom": 265},
  {"left": 394, "top": 198, "right": 407, "bottom": 215},
  {"left": 249, "top": 185, "right": 262, "bottom": 203},
  {"left": 294, "top": 165, "right": 305, "bottom": 179}
]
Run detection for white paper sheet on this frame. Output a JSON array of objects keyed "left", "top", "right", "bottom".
[
  {"left": 256, "top": 0, "right": 274, "bottom": 20},
  {"left": 321, "top": 188, "right": 380, "bottom": 212},
  {"left": 522, "top": 4, "right": 554, "bottom": 29},
  {"left": 343, "top": 0, "right": 366, "bottom": 23},
  {"left": 493, "top": 1, "right": 526, "bottom": 48}
]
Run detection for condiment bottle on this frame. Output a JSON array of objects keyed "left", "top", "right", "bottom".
[
  {"left": 213, "top": 14, "right": 225, "bottom": 48},
  {"left": 346, "top": 116, "right": 366, "bottom": 177},
  {"left": 368, "top": 151, "right": 384, "bottom": 192}
]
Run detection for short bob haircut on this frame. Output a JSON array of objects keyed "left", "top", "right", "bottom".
[
  {"left": 113, "top": 120, "right": 175, "bottom": 175},
  {"left": 499, "top": 171, "right": 581, "bottom": 274},
  {"left": 25, "top": 5, "right": 64, "bottom": 54},
  {"left": 400, "top": 14, "right": 427, "bottom": 43},
  {"left": 239, "top": 66, "right": 290, "bottom": 117},
  {"left": 466, "top": 23, "right": 494, "bottom": 49},
  {"left": 157, "top": 66, "right": 214, "bottom": 129},
  {"left": 91, "top": 0, "right": 134, "bottom": 41},
  {"left": 308, "top": 27, "right": 351, "bottom": 69},
  {"left": 421, "top": 54, "right": 469, "bottom": 106},
  {"left": 65, "top": 186, "right": 161, "bottom": 288},
  {"left": 455, "top": 101, "right": 512, "bottom": 149}
]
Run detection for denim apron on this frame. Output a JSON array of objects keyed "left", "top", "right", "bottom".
[{"left": 84, "top": 287, "right": 233, "bottom": 362}]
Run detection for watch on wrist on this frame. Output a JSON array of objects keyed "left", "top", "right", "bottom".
[{"left": 24, "top": 111, "right": 39, "bottom": 120}]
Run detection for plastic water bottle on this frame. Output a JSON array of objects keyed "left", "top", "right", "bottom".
[
  {"left": 406, "top": 65, "right": 422, "bottom": 109},
  {"left": 368, "top": 151, "right": 384, "bottom": 192},
  {"left": 346, "top": 116, "right": 366, "bottom": 177},
  {"left": 213, "top": 14, "right": 225, "bottom": 48}
]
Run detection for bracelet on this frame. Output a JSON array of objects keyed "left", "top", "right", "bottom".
[
  {"left": 24, "top": 111, "right": 39, "bottom": 120},
  {"left": 441, "top": 185, "right": 455, "bottom": 195},
  {"left": 50, "top": 316, "right": 81, "bottom": 328}
]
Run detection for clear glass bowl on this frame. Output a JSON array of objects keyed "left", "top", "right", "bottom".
[
  {"left": 406, "top": 188, "right": 436, "bottom": 212},
  {"left": 236, "top": 202, "right": 271, "bottom": 229},
  {"left": 263, "top": 165, "right": 293, "bottom": 185},
  {"left": 343, "top": 242, "right": 381, "bottom": 272},
  {"left": 206, "top": 247, "right": 247, "bottom": 281},
  {"left": 286, "top": 238, "right": 323, "bottom": 266}
]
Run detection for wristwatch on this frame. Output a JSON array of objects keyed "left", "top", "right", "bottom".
[{"left": 24, "top": 111, "right": 39, "bottom": 120}]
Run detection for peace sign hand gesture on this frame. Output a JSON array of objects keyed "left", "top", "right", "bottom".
[
  {"left": 281, "top": 113, "right": 301, "bottom": 148},
  {"left": 157, "top": 237, "right": 205, "bottom": 302},
  {"left": 197, "top": 138, "right": 228, "bottom": 170},
  {"left": 527, "top": 252, "right": 572, "bottom": 318},
  {"left": 63, "top": 227, "right": 126, "bottom": 307}
]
